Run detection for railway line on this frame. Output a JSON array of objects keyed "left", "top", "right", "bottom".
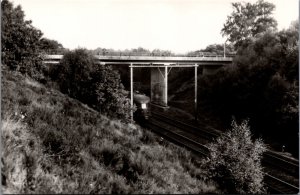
[
  {"left": 265, "top": 174, "right": 299, "bottom": 194},
  {"left": 145, "top": 111, "right": 299, "bottom": 194},
  {"left": 146, "top": 117, "right": 209, "bottom": 156},
  {"left": 152, "top": 111, "right": 299, "bottom": 177}
]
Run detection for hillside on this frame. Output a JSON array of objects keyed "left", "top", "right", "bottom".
[{"left": 1, "top": 68, "right": 218, "bottom": 193}]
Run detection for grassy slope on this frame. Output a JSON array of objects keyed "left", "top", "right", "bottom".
[{"left": 1, "top": 68, "right": 218, "bottom": 194}]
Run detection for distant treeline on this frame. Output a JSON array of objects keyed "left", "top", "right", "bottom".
[{"left": 91, "top": 45, "right": 236, "bottom": 57}]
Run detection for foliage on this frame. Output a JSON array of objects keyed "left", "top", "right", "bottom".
[
  {"left": 57, "top": 48, "right": 132, "bottom": 120},
  {"left": 1, "top": 0, "right": 44, "bottom": 80},
  {"left": 187, "top": 43, "right": 236, "bottom": 56},
  {"left": 39, "top": 38, "right": 67, "bottom": 54},
  {"left": 90, "top": 65, "right": 132, "bottom": 119},
  {"left": 151, "top": 48, "right": 173, "bottom": 56},
  {"left": 92, "top": 47, "right": 174, "bottom": 56},
  {"left": 198, "top": 21, "right": 298, "bottom": 156},
  {"left": 203, "top": 119, "right": 266, "bottom": 194},
  {"left": 2, "top": 69, "right": 217, "bottom": 193},
  {"left": 222, "top": 0, "right": 277, "bottom": 49}
]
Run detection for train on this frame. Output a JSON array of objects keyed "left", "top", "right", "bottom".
[{"left": 133, "top": 92, "right": 151, "bottom": 121}]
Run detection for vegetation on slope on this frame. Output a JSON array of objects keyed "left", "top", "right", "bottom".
[{"left": 1, "top": 68, "right": 218, "bottom": 193}]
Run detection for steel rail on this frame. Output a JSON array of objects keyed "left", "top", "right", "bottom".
[{"left": 146, "top": 118, "right": 209, "bottom": 156}]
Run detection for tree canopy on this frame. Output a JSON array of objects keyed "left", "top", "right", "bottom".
[
  {"left": 92, "top": 47, "right": 174, "bottom": 56},
  {"left": 39, "top": 38, "right": 66, "bottom": 54},
  {"left": 221, "top": 0, "right": 277, "bottom": 49},
  {"left": 187, "top": 43, "right": 236, "bottom": 57}
]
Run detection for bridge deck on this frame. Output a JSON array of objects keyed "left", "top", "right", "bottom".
[{"left": 43, "top": 55, "right": 233, "bottom": 65}]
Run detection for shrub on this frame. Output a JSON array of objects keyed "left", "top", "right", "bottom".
[{"left": 203, "top": 119, "right": 266, "bottom": 194}]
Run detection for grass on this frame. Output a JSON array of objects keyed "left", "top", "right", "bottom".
[{"left": 1, "top": 69, "right": 219, "bottom": 193}]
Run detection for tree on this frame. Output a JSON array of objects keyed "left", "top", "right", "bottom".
[
  {"left": 57, "top": 49, "right": 132, "bottom": 121},
  {"left": 221, "top": 0, "right": 277, "bottom": 49},
  {"left": 151, "top": 49, "right": 173, "bottom": 56},
  {"left": 276, "top": 20, "right": 299, "bottom": 82},
  {"left": 1, "top": 0, "right": 43, "bottom": 79},
  {"left": 57, "top": 49, "right": 95, "bottom": 99},
  {"left": 131, "top": 47, "right": 151, "bottom": 55},
  {"left": 39, "top": 38, "right": 66, "bottom": 54},
  {"left": 186, "top": 43, "right": 236, "bottom": 57}
]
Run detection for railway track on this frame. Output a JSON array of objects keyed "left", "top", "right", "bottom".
[
  {"left": 152, "top": 111, "right": 299, "bottom": 177},
  {"left": 146, "top": 117, "right": 209, "bottom": 156},
  {"left": 265, "top": 174, "right": 299, "bottom": 194},
  {"left": 146, "top": 111, "right": 299, "bottom": 194}
]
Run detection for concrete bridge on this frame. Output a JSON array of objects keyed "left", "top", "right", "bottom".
[
  {"left": 43, "top": 54, "right": 232, "bottom": 64},
  {"left": 43, "top": 54, "right": 233, "bottom": 120}
]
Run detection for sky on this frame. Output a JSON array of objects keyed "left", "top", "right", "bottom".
[{"left": 12, "top": 0, "right": 299, "bottom": 54}]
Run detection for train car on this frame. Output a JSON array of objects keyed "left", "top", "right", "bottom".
[{"left": 133, "top": 92, "right": 151, "bottom": 121}]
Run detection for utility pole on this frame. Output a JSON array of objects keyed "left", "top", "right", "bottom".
[
  {"left": 130, "top": 63, "right": 133, "bottom": 122},
  {"left": 224, "top": 39, "right": 228, "bottom": 58},
  {"left": 195, "top": 64, "right": 198, "bottom": 121}
]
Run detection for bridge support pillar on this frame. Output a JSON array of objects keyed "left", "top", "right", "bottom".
[{"left": 151, "top": 66, "right": 169, "bottom": 108}]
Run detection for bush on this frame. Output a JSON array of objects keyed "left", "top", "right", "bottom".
[
  {"left": 203, "top": 119, "right": 266, "bottom": 194},
  {"left": 57, "top": 48, "right": 132, "bottom": 121}
]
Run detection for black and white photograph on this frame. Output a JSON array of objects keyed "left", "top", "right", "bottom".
[{"left": 1, "top": 0, "right": 299, "bottom": 193}]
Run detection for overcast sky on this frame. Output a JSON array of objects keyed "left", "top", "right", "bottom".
[{"left": 12, "top": 0, "right": 299, "bottom": 53}]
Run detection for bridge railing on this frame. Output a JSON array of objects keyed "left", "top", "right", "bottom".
[{"left": 95, "top": 51, "right": 236, "bottom": 58}]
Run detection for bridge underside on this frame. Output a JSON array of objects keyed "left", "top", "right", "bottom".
[
  {"left": 151, "top": 67, "right": 168, "bottom": 107},
  {"left": 130, "top": 63, "right": 199, "bottom": 121}
]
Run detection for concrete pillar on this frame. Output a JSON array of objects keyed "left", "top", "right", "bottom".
[{"left": 151, "top": 67, "right": 168, "bottom": 107}]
